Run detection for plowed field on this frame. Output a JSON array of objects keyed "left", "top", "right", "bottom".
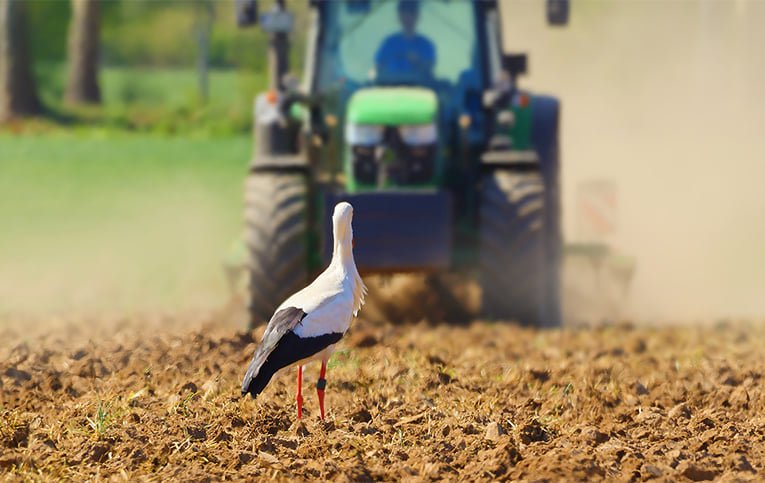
[{"left": 1, "top": 317, "right": 763, "bottom": 481}]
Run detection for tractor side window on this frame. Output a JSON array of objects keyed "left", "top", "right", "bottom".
[{"left": 485, "top": 10, "right": 503, "bottom": 86}]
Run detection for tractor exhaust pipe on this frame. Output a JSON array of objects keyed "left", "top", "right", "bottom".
[
  {"left": 269, "top": 0, "right": 289, "bottom": 91},
  {"left": 236, "top": 0, "right": 292, "bottom": 92}
]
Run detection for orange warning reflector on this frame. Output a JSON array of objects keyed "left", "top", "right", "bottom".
[
  {"left": 266, "top": 90, "right": 278, "bottom": 104},
  {"left": 518, "top": 93, "right": 530, "bottom": 108}
]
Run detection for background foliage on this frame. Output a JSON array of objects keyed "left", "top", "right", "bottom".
[{"left": 23, "top": 0, "right": 308, "bottom": 134}]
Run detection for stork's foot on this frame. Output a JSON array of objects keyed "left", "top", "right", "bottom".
[
  {"left": 317, "top": 419, "right": 336, "bottom": 432},
  {"left": 290, "top": 420, "right": 310, "bottom": 437}
]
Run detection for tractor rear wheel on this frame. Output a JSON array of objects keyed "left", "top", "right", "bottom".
[
  {"left": 244, "top": 171, "right": 308, "bottom": 328},
  {"left": 479, "top": 169, "right": 559, "bottom": 327}
]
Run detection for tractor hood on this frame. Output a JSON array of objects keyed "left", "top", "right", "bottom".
[{"left": 346, "top": 87, "right": 437, "bottom": 125}]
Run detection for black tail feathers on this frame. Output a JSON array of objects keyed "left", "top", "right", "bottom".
[{"left": 242, "top": 366, "right": 276, "bottom": 399}]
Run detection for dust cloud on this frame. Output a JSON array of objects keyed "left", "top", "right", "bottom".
[
  {"left": 0, "top": 155, "right": 244, "bottom": 322},
  {"left": 502, "top": 0, "right": 765, "bottom": 321}
]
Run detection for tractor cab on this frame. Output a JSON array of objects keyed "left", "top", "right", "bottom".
[
  {"left": 306, "top": 0, "right": 501, "bottom": 192},
  {"left": 313, "top": 0, "right": 494, "bottom": 190},
  {"left": 237, "top": 0, "right": 568, "bottom": 329}
]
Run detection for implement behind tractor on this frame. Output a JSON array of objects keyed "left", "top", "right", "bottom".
[{"left": 236, "top": 0, "right": 570, "bottom": 328}]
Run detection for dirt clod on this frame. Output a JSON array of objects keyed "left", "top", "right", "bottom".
[
  {"left": 485, "top": 421, "right": 505, "bottom": 441},
  {"left": 258, "top": 451, "right": 279, "bottom": 466},
  {"left": 3, "top": 423, "right": 29, "bottom": 449},
  {"left": 472, "top": 442, "right": 522, "bottom": 477},
  {"left": 436, "top": 370, "right": 453, "bottom": 385},
  {"left": 729, "top": 453, "right": 755, "bottom": 473},
  {"left": 180, "top": 381, "right": 198, "bottom": 394},
  {"left": 186, "top": 426, "right": 206, "bottom": 441},
  {"left": 291, "top": 421, "right": 310, "bottom": 437},
  {"left": 641, "top": 463, "right": 663, "bottom": 478},
  {"left": 668, "top": 402, "right": 691, "bottom": 421},
  {"left": 677, "top": 461, "right": 718, "bottom": 481},
  {"left": 529, "top": 368, "right": 551, "bottom": 382},
  {"left": 130, "top": 448, "right": 147, "bottom": 467},
  {"left": 581, "top": 426, "right": 609, "bottom": 445},
  {"left": 88, "top": 442, "right": 111, "bottom": 463},
  {"left": 519, "top": 420, "right": 553, "bottom": 444},
  {"left": 354, "top": 334, "right": 378, "bottom": 348},
  {"left": 351, "top": 408, "right": 372, "bottom": 423},
  {"left": 3, "top": 367, "right": 31, "bottom": 384},
  {"left": 214, "top": 431, "right": 232, "bottom": 443},
  {"left": 728, "top": 386, "right": 750, "bottom": 409}
]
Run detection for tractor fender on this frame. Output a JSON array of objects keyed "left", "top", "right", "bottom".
[
  {"left": 530, "top": 95, "right": 560, "bottom": 186},
  {"left": 250, "top": 91, "right": 305, "bottom": 172},
  {"left": 249, "top": 153, "right": 308, "bottom": 173}
]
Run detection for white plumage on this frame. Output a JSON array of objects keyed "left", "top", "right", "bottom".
[
  {"left": 241, "top": 201, "right": 366, "bottom": 420},
  {"left": 277, "top": 203, "right": 366, "bottom": 338}
]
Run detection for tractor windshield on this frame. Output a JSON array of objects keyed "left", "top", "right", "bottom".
[{"left": 315, "top": 0, "right": 483, "bottom": 116}]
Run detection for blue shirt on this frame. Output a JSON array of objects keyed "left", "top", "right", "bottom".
[{"left": 375, "top": 33, "right": 436, "bottom": 80}]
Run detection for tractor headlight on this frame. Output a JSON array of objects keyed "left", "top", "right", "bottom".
[
  {"left": 345, "top": 123, "right": 383, "bottom": 146},
  {"left": 399, "top": 124, "right": 437, "bottom": 146}
]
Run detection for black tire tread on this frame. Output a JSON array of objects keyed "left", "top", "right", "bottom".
[
  {"left": 244, "top": 171, "right": 308, "bottom": 327},
  {"left": 480, "top": 170, "right": 547, "bottom": 326}
]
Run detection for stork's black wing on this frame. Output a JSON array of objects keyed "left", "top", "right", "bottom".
[{"left": 241, "top": 306, "right": 306, "bottom": 397}]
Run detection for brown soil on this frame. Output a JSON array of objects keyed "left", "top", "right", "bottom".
[{"left": 1, "top": 318, "right": 764, "bottom": 481}]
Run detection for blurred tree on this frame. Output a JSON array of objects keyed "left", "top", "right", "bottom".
[
  {"left": 195, "top": 0, "right": 214, "bottom": 103},
  {"left": 0, "top": 0, "right": 42, "bottom": 121},
  {"left": 66, "top": 0, "right": 100, "bottom": 104}
]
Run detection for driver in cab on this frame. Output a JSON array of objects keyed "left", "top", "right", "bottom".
[{"left": 374, "top": 0, "right": 436, "bottom": 82}]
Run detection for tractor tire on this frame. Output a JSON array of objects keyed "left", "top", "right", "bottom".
[
  {"left": 531, "top": 95, "right": 563, "bottom": 327},
  {"left": 244, "top": 171, "right": 308, "bottom": 328},
  {"left": 480, "top": 169, "right": 560, "bottom": 327}
]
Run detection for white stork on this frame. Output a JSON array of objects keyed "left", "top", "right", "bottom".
[{"left": 241, "top": 202, "right": 366, "bottom": 420}]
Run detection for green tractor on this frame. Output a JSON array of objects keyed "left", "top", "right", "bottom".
[{"left": 236, "top": 0, "right": 569, "bottom": 328}]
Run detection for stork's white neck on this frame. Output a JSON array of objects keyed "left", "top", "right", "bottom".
[
  {"left": 329, "top": 213, "right": 366, "bottom": 316},
  {"left": 330, "top": 218, "right": 354, "bottom": 268}
]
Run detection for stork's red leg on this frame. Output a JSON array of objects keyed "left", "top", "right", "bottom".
[
  {"left": 316, "top": 359, "right": 327, "bottom": 420},
  {"left": 296, "top": 365, "right": 303, "bottom": 420}
]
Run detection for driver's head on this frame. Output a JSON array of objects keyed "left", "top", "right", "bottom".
[{"left": 398, "top": 0, "right": 420, "bottom": 35}]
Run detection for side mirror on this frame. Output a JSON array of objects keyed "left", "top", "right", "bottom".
[
  {"left": 236, "top": 0, "right": 258, "bottom": 27},
  {"left": 260, "top": 8, "right": 294, "bottom": 34},
  {"left": 547, "top": 0, "right": 569, "bottom": 26},
  {"left": 502, "top": 53, "right": 528, "bottom": 79}
]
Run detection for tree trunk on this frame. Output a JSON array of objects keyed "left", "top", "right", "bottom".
[
  {"left": 0, "top": 0, "right": 42, "bottom": 121},
  {"left": 65, "top": 0, "right": 100, "bottom": 104},
  {"left": 195, "top": 1, "right": 213, "bottom": 104}
]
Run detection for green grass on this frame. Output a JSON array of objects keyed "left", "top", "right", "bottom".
[
  {"left": 33, "top": 64, "right": 267, "bottom": 135},
  {"left": 0, "top": 131, "right": 251, "bottom": 315},
  {"left": 37, "top": 64, "right": 265, "bottom": 107},
  {"left": 2, "top": 64, "right": 266, "bottom": 316},
  {"left": 86, "top": 401, "right": 113, "bottom": 438}
]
